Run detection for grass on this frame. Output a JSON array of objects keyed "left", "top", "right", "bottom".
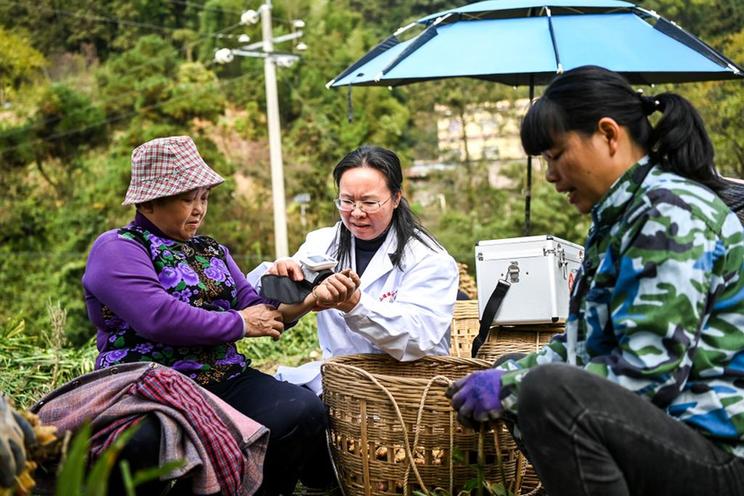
[
  {"left": 238, "top": 315, "right": 322, "bottom": 374},
  {"left": 0, "top": 309, "right": 97, "bottom": 409}
]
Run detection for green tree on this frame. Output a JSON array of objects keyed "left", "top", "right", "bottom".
[
  {"left": 162, "top": 62, "right": 226, "bottom": 122},
  {"left": 677, "top": 28, "right": 744, "bottom": 177},
  {"left": 196, "top": 0, "right": 245, "bottom": 63},
  {"left": 643, "top": 0, "right": 744, "bottom": 39},
  {"left": 0, "top": 27, "right": 45, "bottom": 105},
  {"left": 96, "top": 35, "right": 180, "bottom": 118},
  {"left": 0, "top": 0, "right": 201, "bottom": 60},
  {"left": 30, "top": 84, "right": 109, "bottom": 197}
]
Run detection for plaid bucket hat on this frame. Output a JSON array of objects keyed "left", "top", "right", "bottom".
[{"left": 122, "top": 136, "right": 225, "bottom": 205}]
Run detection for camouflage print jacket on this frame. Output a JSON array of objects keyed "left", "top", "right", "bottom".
[{"left": 499, "top": 158, "right": 744, "bottom": 457}]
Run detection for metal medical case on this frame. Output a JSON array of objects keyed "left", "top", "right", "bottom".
[{"left": 475, "top": 235, "right": 584, "bottom": 325}]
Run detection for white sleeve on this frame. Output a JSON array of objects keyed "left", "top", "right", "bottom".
[
  {"left": 293, "top": 226, "right": 338, "bottom": 260},
  {"left": 342, "top": 250, "right": 458, "bottom": 361}
]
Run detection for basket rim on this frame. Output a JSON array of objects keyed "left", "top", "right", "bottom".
[{"left": 322, "top": 353, "right": 491, "bottom": 385}]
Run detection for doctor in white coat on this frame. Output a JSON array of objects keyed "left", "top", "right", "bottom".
[{"left": 271, "top": 145, "right": 458, "bottom": 389}]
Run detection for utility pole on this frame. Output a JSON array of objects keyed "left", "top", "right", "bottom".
[
  {"left": 261, "top": 0, "right": 288, "bottom": 259},
  {"left": 215, "top": 2, "right": 306, "bottom": 259}
]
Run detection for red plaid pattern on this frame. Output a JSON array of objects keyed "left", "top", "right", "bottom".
[
  {"left": 88, "top": 368, "right": 249, "bottom": 495},
  {"left": 123, "top": 136, "right": 224, "bottom": 205},
  {"left": 133, "top": 368, "right": 246, "bottom": 495}
]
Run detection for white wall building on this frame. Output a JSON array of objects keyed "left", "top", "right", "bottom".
[{"left": 435, "top": 98, "right": 532, "bottom": 188}]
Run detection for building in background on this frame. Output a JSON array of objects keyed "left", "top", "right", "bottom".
[
  {"left": 437, "top": 99, "right": 528, "bottom": 162},
  {"left": 407, "top": 98, "right": 534, "bottom": 209}
]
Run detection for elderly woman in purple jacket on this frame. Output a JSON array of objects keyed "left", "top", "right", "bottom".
[{"left": 83, "top": 136, "right": 356, "bottom": 495}]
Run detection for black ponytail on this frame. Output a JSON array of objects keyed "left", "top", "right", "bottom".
[
  {"left": 520, "top": 65, "right": 723, "bottom": 192},
  {"left": 332, "top": 145, "right": 440, "bottom": 269},
  {"left": 650, "top": 93, "right": 720, "bottom": 190}
]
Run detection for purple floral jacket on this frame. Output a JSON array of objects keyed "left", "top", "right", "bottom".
[{"left": 83, "top": 213, "right": 273, "bottom": 385}]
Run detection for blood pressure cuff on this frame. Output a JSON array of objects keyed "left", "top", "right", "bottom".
[{"left": 260, "top": 274, "right": 314, "bottom": 304}]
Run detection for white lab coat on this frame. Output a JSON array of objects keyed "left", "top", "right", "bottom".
[{"left": 295, "top": 222, "right": 458, "bottom": 361}]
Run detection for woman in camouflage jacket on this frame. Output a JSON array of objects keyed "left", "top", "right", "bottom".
[{"left": 448, "top": 66, "right": 744, "bottom": 495}]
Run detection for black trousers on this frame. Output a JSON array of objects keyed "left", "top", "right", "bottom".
[
  {"left": 206, "top": 368, "right": 336, "bottom": 495},
  {"left": 112, "top": 367, "right": 335, "bottom": 496},
  {"left": 515, "top": 363, "right": 744, "bottom": 496}
]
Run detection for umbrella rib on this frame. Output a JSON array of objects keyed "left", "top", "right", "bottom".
[
  {"left": 326, "top": 35, "right": 402, "bottom": 88},
  {"left": 545, "top": 7, "right": 563, "bottom": 74},
  {"left": 646, "top": 13, "right": 743, "bottom": 74},
  {"left": 377, "top": 12, "right": 453, "bottom": 80}
]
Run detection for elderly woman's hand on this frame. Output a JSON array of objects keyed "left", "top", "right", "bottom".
[
  {"left": 239, "top": 304, "right": 285, "bottom": 340},
  {"left": 312, "top": 269, "right": 361, "bottom": 311},
  {"left": 267, "top": 258, "right": 304, "bottom": 281}
]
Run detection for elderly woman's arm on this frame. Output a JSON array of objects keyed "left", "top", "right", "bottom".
[{"left": 84, "top": 236, "right": 247, "bottom": 346}]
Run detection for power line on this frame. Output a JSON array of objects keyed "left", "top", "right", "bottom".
[
  {"left": 186, "top": 21, "right": 244, "bottom": 48},
  {"left": 0, "top": 73, "right": 254, "bottom": 155},
  {"left": 1, "top": 22, "right": 247, "bottom": 138},
  {"left": 0, "top": 0, "right": 184, "bottom": 35},
  {"left": 157, "top": 0, "right": 244, "bottom": 16},
  {"left": 1, "top": 58, "right": 216, "bottom": 139}
]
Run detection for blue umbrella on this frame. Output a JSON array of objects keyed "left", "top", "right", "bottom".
[{"left": 327, "top": 0, "right": 743, "bottom": 232}]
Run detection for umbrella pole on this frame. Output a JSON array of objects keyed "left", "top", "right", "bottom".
[{"left": 523, "top": 77, "right": 535, "bottom": 235}]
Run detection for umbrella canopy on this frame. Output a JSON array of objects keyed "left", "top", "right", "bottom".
[
  {"left": 326, "top": 0, "right": 743, "bottom": 233},
  {"left": 328, "top": 0, "right": 742, "bottom": 88}
]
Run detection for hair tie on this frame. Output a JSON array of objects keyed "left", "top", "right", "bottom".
[{"left": 636, "top": 89, "right": 660, "bottom": 116}]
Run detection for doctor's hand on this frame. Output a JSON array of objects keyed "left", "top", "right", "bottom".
[
  {"left": 446, "top": 369, "right": 505, "bottom": 430},
  {"left": 312, "top": 269, "right": 361, "bottom": 311},
  {"left": 267, "top": 258, "right": 304, "bottom": 281},
  {"left": 239, "top": 304, "right": 285, "bottom": 340}
]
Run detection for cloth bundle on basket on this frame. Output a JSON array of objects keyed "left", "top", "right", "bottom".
[{"left": 321, "top": 354, "right": 533, "bottom": 496}]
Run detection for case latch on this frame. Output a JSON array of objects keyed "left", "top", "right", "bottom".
[
  {"left": 557, "top": 245, "right": 568, "bottom": 279},
  {"left": 506, "top": 261, "right": 520, "bottom": 283}
]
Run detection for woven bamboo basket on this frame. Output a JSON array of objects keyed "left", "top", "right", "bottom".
[
  {"left": 450, "top": 301, "right": 481, "bottom": 358},
  {"left": 475, "top": 327, "right": 558, "bottom": 364},
  {"left": 449, "top": 300, "right": 560, "bottom": 495},
  {"left": 450, "top": 300, "right": 561, "bottom": 363},
  {"left": 322, "top": 354, "right": 533, "bottom": 496}
]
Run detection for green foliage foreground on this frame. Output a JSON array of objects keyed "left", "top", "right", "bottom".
[
  {"left": 52, "top": 422, "right": 183, "bottom": 496},
  {"left": 0, "top": 306, "right": 97, "bottom": 409}
]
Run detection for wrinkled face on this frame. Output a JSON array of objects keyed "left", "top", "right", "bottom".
[
  {"left": 147, "top": 187, "right": 210, "bottom": 241},
  {"left": 542, "top": 131, "right": 617, "bottom": 214},
  {"left": 338, "top": 167, "right": 400, "bottom": 240}
]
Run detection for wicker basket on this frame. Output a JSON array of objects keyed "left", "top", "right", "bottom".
[
  {"left": 450, "top": 301, "right": 481, "bottom": 358},
  {"left": 475, "top": 327, "right": 558, "bottom": 364},
  {"left": 322, "top": 354, "right": 532, "bottom": 496},
  {"left": 449, "top": 300, "right": 559, "bottom": 495},
  {"left": 450, "top": 300, "right": 561, "bottom": 363}
]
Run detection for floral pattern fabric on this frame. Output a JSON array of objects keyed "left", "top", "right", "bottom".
[{"left": 95, "top": 225, "right": 249, "bottom": 385}]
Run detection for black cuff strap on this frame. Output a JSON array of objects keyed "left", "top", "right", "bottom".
[{"left": 259, "top": 274, "right": 314, "bottom": 304}]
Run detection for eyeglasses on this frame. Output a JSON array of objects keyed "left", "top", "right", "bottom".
[{"left": 334, "top": 197, "right": 392, "bottom": 213}]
